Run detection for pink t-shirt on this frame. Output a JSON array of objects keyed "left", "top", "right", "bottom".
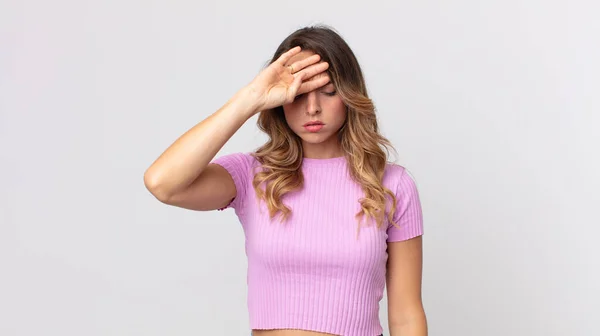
[{"left": 211, "top": 152, "right": 423, "bottom": 336}]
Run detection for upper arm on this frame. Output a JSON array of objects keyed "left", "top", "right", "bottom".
[
  {"left": 385, "top": 165, "right": 426, "bottom": 326},
  {"left": 386, "top": 167, "right": 423, "bottom": 243},
  {"left": 162, "top": 163, "right": 237, "bottom": 211},
  {"left": 160, "top": 152, "right": 252, "bottom": 211}
]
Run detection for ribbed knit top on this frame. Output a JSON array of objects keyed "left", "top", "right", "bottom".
[{"left": 211, "top": 152, "right": 423, "bottom": 336}]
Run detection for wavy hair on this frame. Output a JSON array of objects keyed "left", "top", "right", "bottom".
[{"left": 251, "top": 24, "right": 399, "bottom": 233}]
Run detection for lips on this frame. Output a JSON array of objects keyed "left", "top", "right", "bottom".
[
  {"left": 303, "top": 121, "right": 324, "bottom": 127},
  {"left": 303, "top": 121, "right": 325, "bottom": 133}
]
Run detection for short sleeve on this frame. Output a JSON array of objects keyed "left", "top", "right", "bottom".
[
  {"left": 386, "top": 167, "right": 424, "bottom": 242},
  {"left": 210, "top": 152, "right": 254, "bottom": 211}
]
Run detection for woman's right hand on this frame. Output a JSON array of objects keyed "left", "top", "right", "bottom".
[{"left": 245, "top": 46, "right": 331, "bottom": 113}]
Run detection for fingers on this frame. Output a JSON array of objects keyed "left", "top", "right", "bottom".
[
  {"left": 276, "top": 47, "right": 323, "bottom": 76},
  {"left": 293, "top": 61, "right": 330, "bottom": 94},
  {"left": 288, "top": 71, "right": 307, "bottom": 100},
  {"left": 287, "top": 54, "right": 321, "bottom": 74},
  {"left": 297, "top": 74, "right": 331, "bottom": 96},
  {"left": 296, "top": 60, "right": 329, "bottom": 79},
  {"left": 275, "top": 46, "right": 302, "bottom": 66}
]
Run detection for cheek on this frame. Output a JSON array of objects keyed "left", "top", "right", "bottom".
[
  {"left": 328, "top": 101, "right": 348, "bottom": 125},
  {"left": 282, "top": 106, "right": 296, "bottom": 121},
  {"left": 282, "top": 106, "right": 303, "bottom": 129}
]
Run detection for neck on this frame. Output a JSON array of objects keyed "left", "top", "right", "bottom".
[{"left": 301, "top": 139, "right": 344, "bottom": 159}]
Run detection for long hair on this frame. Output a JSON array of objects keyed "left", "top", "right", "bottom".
[{"left": 251, "top": 24, "right": 399, "bottom": 232}]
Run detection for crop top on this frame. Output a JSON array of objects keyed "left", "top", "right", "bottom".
[{"left": 210, "top": 152, "right": 423, "bottom": 336}]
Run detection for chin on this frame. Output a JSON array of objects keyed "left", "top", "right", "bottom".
[{"left": 297, "top": 132, "right": 335, "bottom": 144}]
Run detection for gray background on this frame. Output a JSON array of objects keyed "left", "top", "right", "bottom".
[{"left": 1, "top": 0, "right": 598, "bottom": 335}]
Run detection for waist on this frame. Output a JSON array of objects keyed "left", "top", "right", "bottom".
[
  {"left": 252, "top": 330, "right": 336, "bottom": 336},
  {"left": 251, "top": 331, "right": 383, "bottom": 336}
]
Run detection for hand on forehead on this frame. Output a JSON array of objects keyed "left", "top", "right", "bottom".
[
  {"left": 309, "top": 71, "right": 331, "bottom": 83},
  {"left": 283, "top": 49, "right": 333, "bottom": 94}
]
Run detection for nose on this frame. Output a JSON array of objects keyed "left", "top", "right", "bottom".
[{"left": 305, "top": 91, "right": 321, "bottom": 115}]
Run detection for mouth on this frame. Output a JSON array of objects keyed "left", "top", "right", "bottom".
[
  {"left": 303, "top": 121, "right": 324, "bottom": 127},
  {"left": 303, "top": 121, "right": 325, "bottom": 132}
]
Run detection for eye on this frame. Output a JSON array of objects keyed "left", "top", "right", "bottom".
[{"left": 323, "top": 90, "right": 337, "bottom": 96}]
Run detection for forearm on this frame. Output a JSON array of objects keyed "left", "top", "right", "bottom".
[
  {"left": 144, "top": 87, "right": 259, "bottom": 198},
  {"left": 389, "top": 312, "right": 427, "bottom": 336}
]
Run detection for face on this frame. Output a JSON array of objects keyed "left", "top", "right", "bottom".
[{"left": 282, "top": 51, "right": 348, "bottom": 155}]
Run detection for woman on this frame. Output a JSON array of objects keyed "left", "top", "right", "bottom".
[{"left": 144, "top": 25, "right": 427, "bottom": 336}]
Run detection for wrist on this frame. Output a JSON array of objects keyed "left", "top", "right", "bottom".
[{"left": 234, "top": 86, "right": 263, "bottom": 118}]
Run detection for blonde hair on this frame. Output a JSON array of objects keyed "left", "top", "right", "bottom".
[{"left": 251, "top": 25, "right": 399, "bottom": 232}]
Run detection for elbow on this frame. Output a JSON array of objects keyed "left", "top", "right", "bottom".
[{"left": 143, "top": 169, "right": 173, "bottom": 203}]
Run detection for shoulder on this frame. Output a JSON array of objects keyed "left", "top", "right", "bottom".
[
  {"left": 210, "top": 152, "right": 262, "bottom": 185},
  {"left": 383, "top": 162, "right": 419, "bottom": 194},
  {"left": 384, "top": 162, "right": 406, "bottom": 177},
  {"left": 384, "top": 162, "right": 408, "bottom": 184},
  {"left": 384, "top": 162, "right": 423, "bottom": 237}
]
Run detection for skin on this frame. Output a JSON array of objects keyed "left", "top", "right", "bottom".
[
  {"left": 144, "top": 46, "right": 426, "bottom": 336},
  {"left": 386, "top": 237, "right": 427, "bottom": 336},
  {"left": 254, "top": 53, "right": 428, "bottom": 336},
  {"left": 281, "top": 50, "right": 348, "bottom": 159}
]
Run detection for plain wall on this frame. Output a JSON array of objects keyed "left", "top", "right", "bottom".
[{"left": 1, "top": 0, "right": 598, "bottom": 335}]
